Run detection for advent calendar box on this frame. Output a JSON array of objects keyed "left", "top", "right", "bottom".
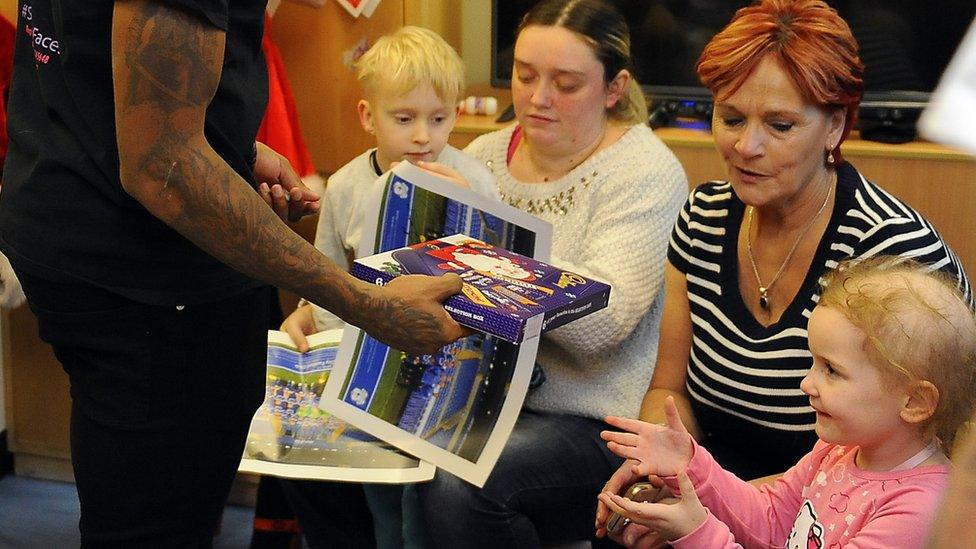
[{"left": 351, "top": 234, "right": 611, "bottom": 343}]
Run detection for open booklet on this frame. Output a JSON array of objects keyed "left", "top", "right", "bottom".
[
  {"left": 241, "top": 161, "right": 562, "bottom": 486},
  {"left": 239, "top": 329, "right": 435, "bottom": 483},
  {"left": 317, "top": 162, "right": 556, "bottom": 487}
]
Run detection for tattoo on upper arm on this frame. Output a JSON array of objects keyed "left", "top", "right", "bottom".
[
  {"left": 112, "top": 2, "right": 430, "bottom": 331},
  {"left": 122, "top": 5, "right": 220, "bottom": 113}
]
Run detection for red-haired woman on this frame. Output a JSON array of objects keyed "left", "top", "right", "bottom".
[{"left": 598, "top": 0, "right": 971, "bottom": 545}]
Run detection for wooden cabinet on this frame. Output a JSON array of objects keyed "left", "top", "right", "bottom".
[{"left": 2, "top": 306, "right": 73, "bottom": 481}]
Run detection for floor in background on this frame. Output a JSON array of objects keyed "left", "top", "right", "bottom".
[{"left": 0, "top": 474, "right": 255, "bottom": 548}]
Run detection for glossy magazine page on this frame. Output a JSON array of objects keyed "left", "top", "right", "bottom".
[
  {"left": 320, "top": 162, "right": 553, "bottom": 487},
  {"left": 239, "top": 329, "right": 435, "bottom": 483}
]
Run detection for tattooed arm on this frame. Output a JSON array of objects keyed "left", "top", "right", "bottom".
[{"left": 111, "top": 1, "right": 465, "bottom": 355}]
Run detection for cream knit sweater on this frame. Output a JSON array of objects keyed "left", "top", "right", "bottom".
[{"left": 466, "top": 123, "right": 687, "bottom": 420}]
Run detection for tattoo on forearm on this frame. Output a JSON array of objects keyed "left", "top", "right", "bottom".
[
  {"left": 118, "top": 4, "right": 316, "bottom": 283},
  {"left": 116, "top": 2, "right": 451, "bottom": 352}
]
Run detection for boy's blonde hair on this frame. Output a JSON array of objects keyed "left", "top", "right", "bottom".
[
  {"left": 818, "top": 256, "right": 976, "bottom": 452},
  {"left": 356, "top": 26, "right": 465, "bottom": 103}
]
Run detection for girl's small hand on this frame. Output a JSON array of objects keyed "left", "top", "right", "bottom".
[
  {"left": 602, "top": 396, "right": 694, "bottom": 478},
  {"left": 598, "top": 471, "right": 707, "bottom": 543}
]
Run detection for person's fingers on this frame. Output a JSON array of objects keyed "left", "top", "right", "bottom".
[
  {"left": 304, "top": 200, "right": 321, "bottom": 215},
  {"left": 259, "top": 182, "right": 273, "bottom": 206},
  {"left": 597, "top": 492, "right": 627, "bottom": 516},
  {"left": 647, "top": 474, "right": 667, "bottom": 489},
  {"left": 600, "top": 428, "right": 639, "bottom": 446},
  {"left": 281, "top": 320, "right": 309, "bottom": 353},
  {"left": 605, "top": 414, "right": 654, "bottom": 434},
  {"left": 426, "top": 272, "right": 464, "bottom": 301},
  {"left": 369, "top": 275, "right": 467, "bottom": 354},
  {"left": 274, "top": 155, "right": 303, "bottom": 191},
  {"left": 676, "top": 470, "right": 699, "bottom": 505},
  {"left": 605, "top": 440, "right": 644, "bottom": 462},
  {"left": 287, "top": 186, "right": 305, "bottom": 222},
  {"left": 415, "top": 160, "right": 454, "bottom": 176},
  {"left": 664, "top": 395, "right": 690, "bottom": 435},
  {"left": 270, "top": 184, "right": 289, "bottom": 219},
  {"left": 297, "top": 185, "right": 321, "bottom": 203},
  {"left": 415, "top": 160, "right": 472, "bottom": 188},
  {"left": 597, "top": 462, "right": 638, "bottom": 526}
]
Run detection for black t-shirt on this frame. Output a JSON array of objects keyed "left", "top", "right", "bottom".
[{"left": 0, "top": 0, "right": 268, "bottom": 306}]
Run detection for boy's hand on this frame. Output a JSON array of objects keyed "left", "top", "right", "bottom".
[
  {"left": 254, "top": 142, "right": 321, "bottom": 222},
  {"left": 280, "top": 302, "right": 317, "bottom": 353},
  {"left": 414, "top": 160, "right": 471, "bottom": 189},
  {"left": 602, "top": 396, "right": 694, "bottom": 478},
  {"left": 598, "top": 471, "right": 707, "bottom": 543}
]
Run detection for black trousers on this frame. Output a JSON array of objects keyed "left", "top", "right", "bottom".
[{"left": 16, "top": 269, "right": 269, "bottom": 548}]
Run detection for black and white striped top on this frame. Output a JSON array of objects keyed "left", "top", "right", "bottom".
[{"left": 667, "top": 162, "right": 972, "bottom": 477}]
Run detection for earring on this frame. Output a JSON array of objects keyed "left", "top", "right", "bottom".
[{"left": 826, "top": 151, "right": 835, "bottom": 167}]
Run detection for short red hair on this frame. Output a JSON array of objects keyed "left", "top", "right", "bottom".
[{"left": 697, "top": 0, "right": 864, "bottom": 163}]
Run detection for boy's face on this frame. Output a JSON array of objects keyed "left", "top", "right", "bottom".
[
  {"left": 358, "top": 82, "right": 457, "bottom": 171},
  {"left": 801, "top": 305, "right": 911, "bottom": 454}
]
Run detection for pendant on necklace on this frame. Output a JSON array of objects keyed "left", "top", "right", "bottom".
[{"left": 758, "top": 287, "right": 770, "bottom": 310}]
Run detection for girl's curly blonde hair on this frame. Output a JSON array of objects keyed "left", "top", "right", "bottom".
[{"left": 818, "top": 256, "right": 976, "bottom": 453}]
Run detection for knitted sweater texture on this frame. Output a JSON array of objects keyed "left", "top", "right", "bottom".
[{"left": 466, "top": 123, "right": 687, "bottom": 419}]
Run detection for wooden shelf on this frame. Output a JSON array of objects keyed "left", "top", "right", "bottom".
[
  {"left": 652, "top": 127, "right": 976, "bottom": 162},
  {"left": 451, "top": 103, "right": 976, "bottom": 279}
]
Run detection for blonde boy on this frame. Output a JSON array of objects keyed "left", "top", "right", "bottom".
[{"left": 283, "top": 26, "right": 497, "bottom": 340}]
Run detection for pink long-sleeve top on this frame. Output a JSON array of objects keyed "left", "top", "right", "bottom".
[{"left": 666, "top": 439, "right": 949, "bottom": 549}]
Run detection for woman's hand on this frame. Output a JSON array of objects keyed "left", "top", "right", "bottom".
[
  {"left": 602, "top": 396, "right": 694, "bottom": 479},
  {"left": 280, "top": 303, "right": 317, "bottom": 352},
  {"left": 254, "top": 141, "right": 321, "bottom": 222},
  {"left": 598, "top": 471, "right": 707, "bottom": 544}
]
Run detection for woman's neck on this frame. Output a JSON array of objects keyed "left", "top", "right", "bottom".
[
  {"left": 752, "top": 168, "right": 836, "bottom": 235},
  {"left": 517, "top": 122, "right": 613, "bottom": 182}
]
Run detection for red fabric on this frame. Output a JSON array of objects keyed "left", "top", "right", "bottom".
[
  {"left": 507, "top": 125, "right": 523, "bottom": 165},
  {"left": 0, "top": 14, "right": 16, "bottom": 181},
  {"left": 252, "top": 517, "right": 302, "bottom": 534},
  {"left": 257, "top": 14, "right": 317, "bottom": 177}
]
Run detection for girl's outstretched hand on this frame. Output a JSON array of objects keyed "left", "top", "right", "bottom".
[
  {"left": 597, "top": 471, "right": 707, "bottom": 543},
  {"left": 601, "top": 396, "right": 694, "bottom": 478}
]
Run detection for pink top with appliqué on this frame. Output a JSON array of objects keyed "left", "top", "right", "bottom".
[{"left": 667, "top": 440, "right": 949, "bottom": 549}]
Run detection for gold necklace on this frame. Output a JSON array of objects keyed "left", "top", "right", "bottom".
[{"left": 746, "top": 179, "right": 833, "bottom": 311}]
